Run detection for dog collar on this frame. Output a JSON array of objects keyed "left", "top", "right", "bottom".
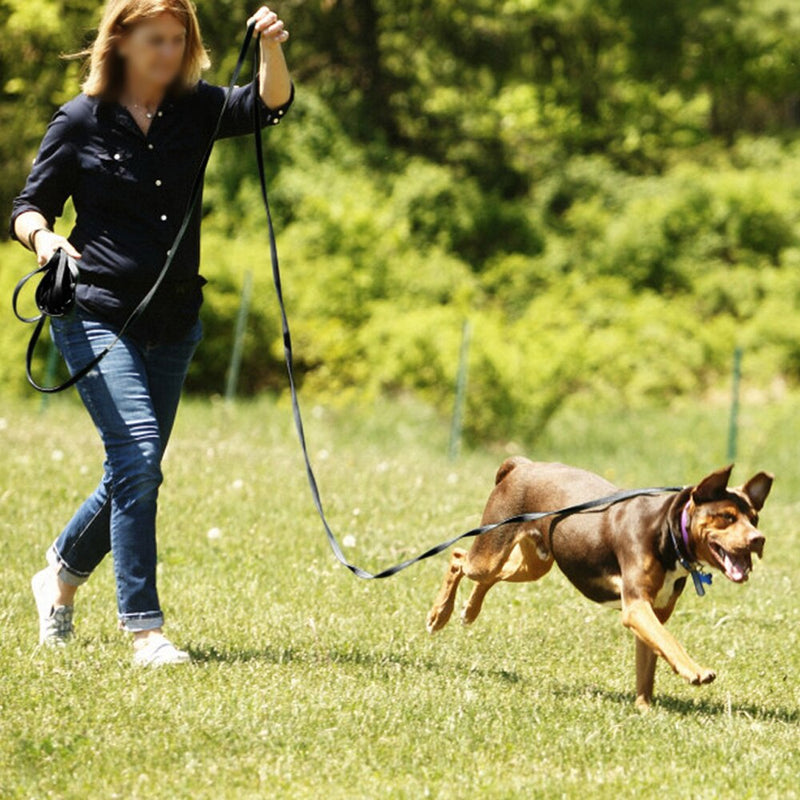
[
  {"left": 680, "top": 503, "right": 694, "bottom": 559},
  {"left": 673, "top": 502, "right": 713, "bottom": 597}
]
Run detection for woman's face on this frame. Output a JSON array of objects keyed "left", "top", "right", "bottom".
[{"left": 118, "top": 13, "right": 187, "bottom": 90}]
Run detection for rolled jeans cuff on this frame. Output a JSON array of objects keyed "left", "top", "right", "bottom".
[
  {"left": 47, "top": 546, "right": 91, "bottom": 587},
  {"left": 119, "top": 612, "right": 164, "bottom": 632}
]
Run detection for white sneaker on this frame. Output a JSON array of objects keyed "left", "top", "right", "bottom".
[
  {"left": 31, "top": 568, "right": 74, "bottom": 646},
  {"left": 132, "top": 636, "right": 191, "bottom": 667}
]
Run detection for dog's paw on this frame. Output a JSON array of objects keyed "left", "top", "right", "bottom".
[
  {"left": 696, "top": 666, "right": 717, "bottom": 685},
  {"left": 634, "top": 695, "right": 652, "bottom": 712},
  {"left": 460, "top": 605, "right": 477, "bottom": 626},
  {"left": 683, "top": 665, "right": 716, "bottom": 685}
]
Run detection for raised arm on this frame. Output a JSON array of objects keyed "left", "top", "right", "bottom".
[{"left": 248, "top": 6, "right": 292, "bottom": 110}]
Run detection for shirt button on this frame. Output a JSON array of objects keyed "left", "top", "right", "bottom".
[
  {"left": 272, "top": 119, "right": 280, "bottom": 125},
  {"left": 157, "top": 111, "right": 163, "bottom": 117},
  {"left": 148, "top": 143, "right": 155, "bottom": 150},
  {"left": 113, "top": 153, "right": 122, "bottom": 161},
  {"left": 160, "top": 214, "right": 167, "bottom": 221},
  {"left": 155, "top": 179, "right": 162, "bottom": 187}
]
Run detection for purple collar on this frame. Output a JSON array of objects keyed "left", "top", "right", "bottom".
[
  {"left": 675, "top": 501, "right": 713, "bottom": 596},
  {"left": 680, "top": 502, "right": 694, "bottom": 561}
]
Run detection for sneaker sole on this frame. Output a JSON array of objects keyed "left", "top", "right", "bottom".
[{"left": 132, "top": 642, "right": 191, "bottom": 667}]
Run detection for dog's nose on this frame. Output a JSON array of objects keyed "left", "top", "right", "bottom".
[{"left": 748, "top": 531, "right": 765, "bottom": 557}]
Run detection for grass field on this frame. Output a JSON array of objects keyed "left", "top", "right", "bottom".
[{"left": 1, "top": 391, "right": 799, "bottom": 799}]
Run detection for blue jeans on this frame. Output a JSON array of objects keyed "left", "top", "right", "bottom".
[{"left": 49, "top": 308, "right": 201, "bottom": 631}]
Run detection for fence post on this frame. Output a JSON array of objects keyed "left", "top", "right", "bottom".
[
  {"left": 39, "top": 337, "right": 59, "bottom": 414},
  {"left": 726, "top": 346, "right": 743, "bottom": 462},
  {"left": 448, "top": 319, "right": 472, "bottom": 461},
  {"left": 225, "top": 269, "right": 254, "bottom": 404}
]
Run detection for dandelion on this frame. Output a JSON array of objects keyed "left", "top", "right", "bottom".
[
  {"left": 51, "top": 449, "right": 64, "bottom": 462},
  {"left": 343, "top": 534, "right": 356, "bottom": 548},
  {"left": 207, "top": 527, "right": 222, "bottom": 540}
]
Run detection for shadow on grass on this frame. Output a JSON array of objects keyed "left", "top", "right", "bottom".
[
  {"left": 187, "top": 644, "right": 302, "bottom": 665},
  {"left": 654, "top": 694, "right": 800, "bottom": 723},
  {"left": 187, "top": 642, "right": 524, "bottom": 684},
  {"left": 554, "top": 683, "right": 800, "bottom": 723},
  {"left": 188, "top": 645, "right": 794, "bottom": 721}
]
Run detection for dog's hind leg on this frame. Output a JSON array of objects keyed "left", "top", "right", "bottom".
[
  {"left": 426, "top": 549, "right": 467, "bottom": 633},
  {"left": 461, "top": 579, "right": 497, "bottom": 625},
  {"left": 460, "top": 530, "right": 554, "bottom": 626}
]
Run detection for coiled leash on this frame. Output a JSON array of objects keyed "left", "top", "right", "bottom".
[
  {"left": 245, "top": 31, "right": 704, "bottom": 583},
  {"left": 13, "top": 24, "right": 259, "bottom": 393}
]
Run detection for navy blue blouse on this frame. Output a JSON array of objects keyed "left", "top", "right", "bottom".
[{"left": 10, "top": 80, "right": 292, "bottom": 343}]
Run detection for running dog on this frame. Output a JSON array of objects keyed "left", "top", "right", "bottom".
[{"left": 426, "top": 459, "right": 772, "bottom": 708}]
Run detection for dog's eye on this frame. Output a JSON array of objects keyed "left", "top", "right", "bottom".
[{"left": 719, "top": 512, "right": 736, "bottom": 524}]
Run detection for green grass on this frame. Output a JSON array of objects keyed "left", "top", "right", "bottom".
[{"left": 1, "top": 392, "right": 799, "bottom": 799}]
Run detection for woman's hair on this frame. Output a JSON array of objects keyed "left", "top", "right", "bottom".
[{"left": 81, "top": 0, "right": 210, "bottom": 98}]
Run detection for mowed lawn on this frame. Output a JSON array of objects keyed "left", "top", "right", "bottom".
[{"left": 1, "top": 392, "right": 798, "bottom": 799}]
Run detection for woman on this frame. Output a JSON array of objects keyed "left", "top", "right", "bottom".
[{"left": 10, "top": 0, "right": 292, "bottom": 666}]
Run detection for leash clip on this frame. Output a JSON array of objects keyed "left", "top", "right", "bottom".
[{"left": 691, "top": 570, "right": 713, "bottom": 597}]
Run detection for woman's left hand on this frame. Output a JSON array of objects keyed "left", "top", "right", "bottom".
[{"left": 248, "top": 6, "right": 289, "bottom": 45}]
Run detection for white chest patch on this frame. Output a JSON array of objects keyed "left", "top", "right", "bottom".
[{"left": 653, "top": 566, "right": 688, "bottom": 609}]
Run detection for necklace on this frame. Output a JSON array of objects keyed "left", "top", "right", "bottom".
[{"left": 130, "top": 102, "right": 158, "bottom": 120}]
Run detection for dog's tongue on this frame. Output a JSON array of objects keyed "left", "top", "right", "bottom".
[{"left": 723, "top": 551, "right": 746, "bottom": 582}]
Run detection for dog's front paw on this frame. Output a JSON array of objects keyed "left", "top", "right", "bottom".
[{"left": 683, "top": 665, "right": 716, "bottom": 685}]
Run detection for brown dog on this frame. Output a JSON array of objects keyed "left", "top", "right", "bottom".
[{"left": 427, "top": 459, "right": 772, "bottom": 708}]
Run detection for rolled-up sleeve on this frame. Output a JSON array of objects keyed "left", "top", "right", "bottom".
[
  {"left": 9, "top": 108, "right": 78, "bottom": 239},
  {"left": 203, "top": 80, "right": 294, "bottom": 140}
]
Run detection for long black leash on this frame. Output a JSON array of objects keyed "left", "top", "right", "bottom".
[
  {"left": 247, "top": 32, "right": 686, "bottom": 579},
  {"left": 13, "top": 25, "right": 258, "bottom": 393},
  {"left": 15, "top": 25, "right": 687, "bottom": 577}
]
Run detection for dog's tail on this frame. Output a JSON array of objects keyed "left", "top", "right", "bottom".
[{"left": 495, "top": 456, "right": 532, "bottom": 485}]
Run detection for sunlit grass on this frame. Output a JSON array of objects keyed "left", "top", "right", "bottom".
[{"left": 1, "top": 393, "right": 798, "bottom": 798}]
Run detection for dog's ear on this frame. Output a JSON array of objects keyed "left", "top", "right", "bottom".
[
  {"left": 741, "top": 472, "right": 774, "bottom": 511},
  {"left": 692, "top": 464, "right": 734, "bottom": 505}
]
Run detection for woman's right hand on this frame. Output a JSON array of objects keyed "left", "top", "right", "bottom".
[{"left": 33, "top": 230, "right": 81, "bottom": 266}]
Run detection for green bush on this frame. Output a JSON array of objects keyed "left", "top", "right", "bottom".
[{"left": 5, "top": 87, "right": 800, "bottom": 445}]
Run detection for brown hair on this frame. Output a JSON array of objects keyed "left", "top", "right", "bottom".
[{"left": 81, "top": 0, "right": 210, "bottom": 98}]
